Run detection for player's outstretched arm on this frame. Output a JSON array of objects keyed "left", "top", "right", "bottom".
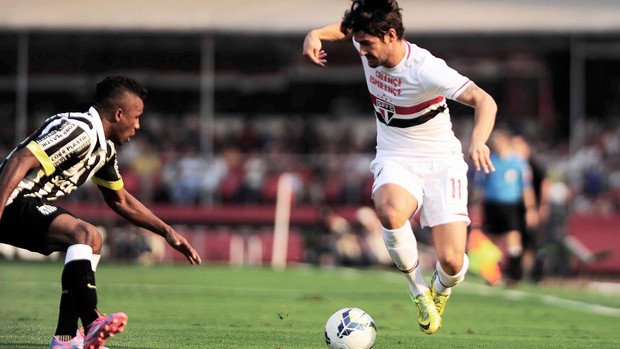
[
  {"left": 99, "top": 187, "right": 202, "bottom": 265},
  {"left": 455, "top": 83, "right": 497, "bottom": 174},
  {"left": 303, "top": 22, "right": 349, "bottom": 67}
]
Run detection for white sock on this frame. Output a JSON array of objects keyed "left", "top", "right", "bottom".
[
  {"left": 507, "top": 245, "right": 523, "bottom": 257},
  {"left": 434, "top": 254, "right": 469, "bottom": 295},
  {"left": 64, "top": 244, "right": 93, "bottom": 264},
  {"left": 382, "top": 221, "right": 428, "bottom": 297},
  {"left": 91, "top": 254, "right": 101, "bottom": 272}
]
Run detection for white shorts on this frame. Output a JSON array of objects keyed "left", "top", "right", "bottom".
[{"left": 369, "top": 156, "right": 471, "bottom": 228}]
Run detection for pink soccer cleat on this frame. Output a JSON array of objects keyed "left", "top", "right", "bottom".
[
  {"left": 49, "top": 330, "right": 84, "bottom": 349},
  {"left": 50, "top": 329, "right": 110, "bottom": 349},
  {"left": 83, "top": 312, "right": 128, "bottom": 349}
]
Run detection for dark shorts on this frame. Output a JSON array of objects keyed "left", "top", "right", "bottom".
[
  {"left": 483, "top": 202, "right": 523, "bottom": 236},
  {"left": 0, "top": 196, "right": 74, "bottom": 255}
]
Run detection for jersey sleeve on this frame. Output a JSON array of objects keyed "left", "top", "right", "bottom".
[
  {"left": 91, "top": 143, "right": 124, "bottom": 191},
  {"left": 26, "top": 120, "right": 92, "bottom": 176},
  {"left": 418, "top": 55, "right": 472, "bottom": 100}
]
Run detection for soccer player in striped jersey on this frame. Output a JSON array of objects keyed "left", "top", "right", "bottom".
[
  {"left": 303, "top": 0, "right": 497, "bottom": 334},
  {"left": 0, "top": 75, "right": 202, "bottom": 349}
]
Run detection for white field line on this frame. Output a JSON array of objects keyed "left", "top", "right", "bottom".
[
  {"left": 461, "top": 282, "right": 620, "bottom": 318},
  {"left": 378, "top": 271, "right": 620, "bottom": 318}
]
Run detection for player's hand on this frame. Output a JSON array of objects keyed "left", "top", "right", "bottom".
[
  {"left": 166, "top": 230, "right": 202, "bottom": 265},
  {"left": 525, "top": 207, "right": 540, "bottom": 229},
  {"left": 468, "top": 141, "right": 494, "bottom": 174},
  {"left": 303, "top": 31, "right": 327, "bottom": 67}
]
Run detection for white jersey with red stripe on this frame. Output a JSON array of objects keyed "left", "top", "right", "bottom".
[{"left": 354, "top": 39, "right": 472, "bottom": 159}]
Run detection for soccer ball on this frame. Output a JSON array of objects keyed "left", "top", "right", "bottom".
[{"left": 324, "top": 307, "right": 377, "bottom": 349}]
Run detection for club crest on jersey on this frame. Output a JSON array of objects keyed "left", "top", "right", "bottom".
[{"left": 374, "top": 99, "right": 395, "bottom": 124}]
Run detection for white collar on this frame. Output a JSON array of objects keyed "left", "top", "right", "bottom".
[{"left": 88, "top": 106, "right": 107, "bottom": 152}]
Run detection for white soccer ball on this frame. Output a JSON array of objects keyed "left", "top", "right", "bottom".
[{"left": 324, "top": 307, "right": 377, "bottom": 349}]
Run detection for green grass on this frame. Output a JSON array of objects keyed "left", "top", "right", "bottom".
[{"left": 1, "top": 261, "right": 619, "bottom": 348}]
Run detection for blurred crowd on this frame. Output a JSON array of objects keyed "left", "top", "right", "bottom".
[{"left": 3, "top": 112, "right": 616, "bottom": 214}]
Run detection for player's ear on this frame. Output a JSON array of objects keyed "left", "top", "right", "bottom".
[
  {"left": 386, "top": 28, "right": 397, "bottom": 42},
  {"left": 114, "top": 108, "right": 123, "bottom": 122}
]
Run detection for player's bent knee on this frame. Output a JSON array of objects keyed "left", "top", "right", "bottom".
[
  {"left": 436, "top": 254, "right": 469, "bottom": 286},
  {"left": 375, "top": 208, "right": 410, "bottom": 230},
  {"left": 438, "top": 255, "right": 464, "bottom": 274},
  {"left": 73, "top": 222, "right": 103, "bottom": 253}
]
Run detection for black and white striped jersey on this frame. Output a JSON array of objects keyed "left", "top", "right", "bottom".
[{"left": 0, "top": 107, "right": 124, "bottom": 205}]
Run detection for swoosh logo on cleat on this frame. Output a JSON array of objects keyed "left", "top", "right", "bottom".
[
  {"left": 87, "top": 283, "right": 97, "bottom": 289},
  {"left": 419, "top": 322, "right": 430, "bottom": 330}
]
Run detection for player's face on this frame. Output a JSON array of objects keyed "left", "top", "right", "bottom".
[
  {"left": 110, "top": 93, "right": 143, "bottom": 145},
  {"left": 353, "top": 31, "right": 393, "bottom": 68}
]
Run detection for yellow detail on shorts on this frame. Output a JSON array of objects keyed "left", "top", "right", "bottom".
[
  {"left": 26, "top": 141, "right": 55, "bottom": 176},
  {"left": 92, "top": 177, "right": 124, "bottom": 191}
]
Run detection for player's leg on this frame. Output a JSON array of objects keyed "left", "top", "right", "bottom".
[
  {"left": 46, "top": 214, "right": 105, "bottom": 341},
  {"left": 486, "top": 202, "right": 524, "bottom": 286},
  {"left": 421, "top": 158, "right": 470, "bottom": 317},
  {"left": 430, "top": 222, "right": 469, "bottom": 316},
  {"left": 505, "top": 229, "right": 523, "bottom": 286},
  {"left": 49, "top": 215, "right": 126, "bottom": 349},
  {"left": 49, "top": 215, "right": 127, "bottom": 349},
  {"left": 48, "top": 214, "right": 127, "bottom": 349},
  {"left": 370, "top": 160, "right": 427, "bottom": 294},
  {"left": 51, "top": 251, "right": 104, "bottom": 348},
  {"left": 373, "top": 183, "right": 426, "bottom": 293},
  {"left": 373, "top": 183, "right": 440, "bottom": 334}
]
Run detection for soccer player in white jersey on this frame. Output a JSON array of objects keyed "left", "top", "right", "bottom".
[
  {"left": 0, "top": 76, "right": 202, "bottom": 348},
  {"left": 303, "top": 0, "right": 497, "bottom": 334}
]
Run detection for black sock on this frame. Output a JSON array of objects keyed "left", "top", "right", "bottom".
[
  {"left": 54, "top": 272, "right": 79, "bottom": 337},
  {"left": 63, "top": 260, "right": 99, "bottom": 331},
  {"left": 507, "top": 255, "right": 523, "bottom": 281}
]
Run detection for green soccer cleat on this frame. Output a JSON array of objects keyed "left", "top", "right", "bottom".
[
  {"left": 410, "top": 289, "right": 441, "bottom": 334},
  {"left": 430, "top": 271, "right": 451, "bottom": 317}
]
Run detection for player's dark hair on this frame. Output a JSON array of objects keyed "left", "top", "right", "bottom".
[
  {"left": 340, "top": 0, "right": 404, "bottom": 39},
  {"left": 94, "top": 75, "right": 147, "bottom": 111}
]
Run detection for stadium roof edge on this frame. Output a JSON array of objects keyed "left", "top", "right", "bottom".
[{"left": 1, "top": 0, "right": 620, "bottom": 35}]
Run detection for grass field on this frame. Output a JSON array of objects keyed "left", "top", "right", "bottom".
[{"left": 1, "top": 261, "right": 619, "bottom": 348}]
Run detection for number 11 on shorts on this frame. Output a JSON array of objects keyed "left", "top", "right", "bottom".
[{"left": 450, "top": 177, "right": 463, "bottom": 200}]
